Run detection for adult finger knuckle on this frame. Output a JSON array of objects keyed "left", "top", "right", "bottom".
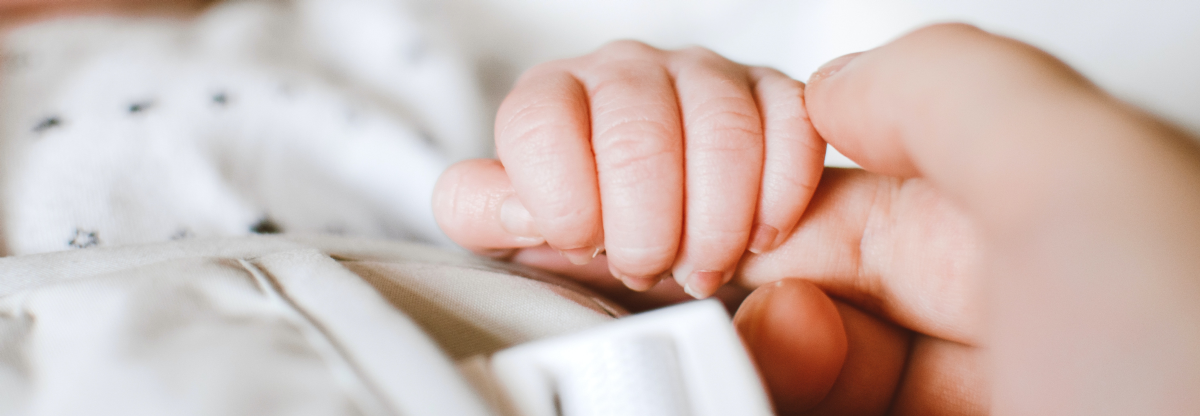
[{"left": 904, "top": 23, "right": 1019, "bottom": 66}]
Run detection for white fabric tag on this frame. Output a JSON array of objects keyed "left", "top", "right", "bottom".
[{"left": 483, "top": 300, "right": 773, "bottom": 416}]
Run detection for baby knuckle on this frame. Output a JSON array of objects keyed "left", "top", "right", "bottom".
[
  {"left": 674, "top": 46, "right": 740, "bottom": 69},
  {"left": 499, "top": 105, "right": 565, "bottom": 142},
  {"left": 689, "top": 227, "right": 750, "bottom": 247},
  {"left": 586, "top": 70, "right": 657, "bottom": 97},
  {"left": 518, "top": 61, "right": 570, "bottom": 81},
  {"left": 768, "top": 164, "right": 820, "bottom": 193},
  {"left": 431, "top": 167, "right": 479, "bottom": 231},
  {"left": 767, "top": 76, "right": 806, "bottom": 98},
  {"left": 594, "top": 39, "right": 661, "bottom": 59},
  {"left": 914, "top": 22, "right": 986, "bottom": 39},
  {"left": 539, "top": 204, "right": 599, "bottom": 233},
  {"left": 497, "top": 107, "right": 586, "bottom": 155},
  {"left": 676, "top": 45, "right": 719, "bottom": 60},
  {"left": 688, "top": 101, "right": 763, "bottom": 147},
  {"left": 594, "top": 122, "right": 678, "bottom": 172}
]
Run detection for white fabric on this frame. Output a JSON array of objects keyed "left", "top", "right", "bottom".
[
  {"left": 485, "top": 300, "right": 772, "bottom": 416},
  {"left": 0, "top": 0, "right": 490, "bottom": 255},
  {"left": 0, "top": 235, "right": 622, "bottom": 416}
]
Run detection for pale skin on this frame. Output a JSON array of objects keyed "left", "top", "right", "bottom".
[
  {"left": 435, "top": 23, "right": 1200, "bottom": 416},
  {"left": 7, "top": 1, "right": 1200, "bottom": 413}
]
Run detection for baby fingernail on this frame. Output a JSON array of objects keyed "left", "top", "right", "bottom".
[
  {"left": 684, "top": 270, "right": 725, "bottom": 299},
  {"left": 617, "top": 273, "right": 661, "bottom": 292},
  {"left": 811, "top": 52, "right": 862, "bottom": 82},
  {"left": 560, "top": 246, "right": 601, "bottom": 265},
  {"left": 500, "top": 196, "right": 540, "bottom": 238},
  {"left": 747, "top": 224, "right": 780, "bottom": 254}
]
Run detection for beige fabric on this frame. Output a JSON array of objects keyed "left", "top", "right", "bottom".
[
  {"left": 0, "top": 235, "right": 619, "bottom": 416},
  {"left": 346, "top": 261, "right": 617, "bottom": 359}
]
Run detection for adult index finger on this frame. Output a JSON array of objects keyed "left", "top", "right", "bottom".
[{"left": 804, "top": 23, "right": 1100, "bottom": 224}]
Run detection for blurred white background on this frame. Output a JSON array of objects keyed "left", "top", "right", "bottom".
[{"left": 434, "top": 0, "right": 1200, "bottom": 163}]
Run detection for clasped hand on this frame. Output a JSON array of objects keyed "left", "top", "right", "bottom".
[{"left": 434, "top": 23, "right": 1200, "bottom": 415}]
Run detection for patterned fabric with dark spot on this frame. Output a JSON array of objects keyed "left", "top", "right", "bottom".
[{"left": 0, "top": 0, "right": 491, "bottom": 255}]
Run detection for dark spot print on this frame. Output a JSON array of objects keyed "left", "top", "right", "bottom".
[
  {"left": 67, "top": 228, "right": 100, "bottom": 249},
  {"left": 251, "top": 217, "right": 282, "bottom": 234},
  {"left": 170, "top": 228, "right": 195, "bottom": 240},
  {"left": 128, "top": 101, "right": 154, "bottom": 114},
  {"left": 416, "top": 130, "right": 436, "bottom": 146},
  {"left": 212, "top": 92, "right": 229, "bottom": 106},
  {"left": 33, "top": 116, "right": 61, "bottom": 133}
]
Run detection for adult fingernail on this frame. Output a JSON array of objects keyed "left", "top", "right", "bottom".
[
  {"left": 810, "top": 52, "right": 862, "bottom": 82},
  {"left": 683, "top": 270, "right": 726, "bottom": 299},
  {"left": 747, "top": 224, "right": 780, "bottom": 254},
  {"left": 500, "top": 195, "right": 540, "bottom": 238},
  {"left": 560, "top": 246, "right": 601, "bottom": 265}
]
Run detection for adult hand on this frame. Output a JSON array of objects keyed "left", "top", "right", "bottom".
[{"left": 733, "top": 23, "right": 1200, "bottom": 415}]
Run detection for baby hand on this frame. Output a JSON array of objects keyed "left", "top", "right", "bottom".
[{"left": 434, "top": 41, "right": 825, "bottom": 298}]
